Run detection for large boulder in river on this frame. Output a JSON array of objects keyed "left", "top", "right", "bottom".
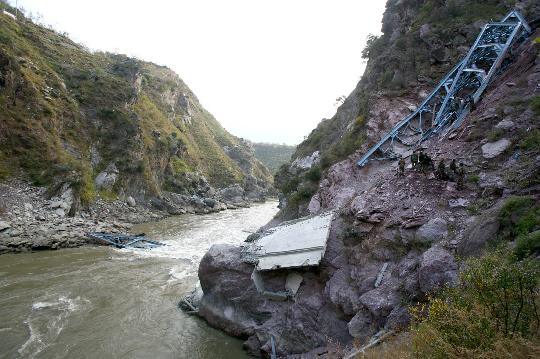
[
  {"left": 198, "top": 244, "right": 352, "bottom": 356},
  {"left": 198, "top": 244, "right": 261, "bottom": 337}
]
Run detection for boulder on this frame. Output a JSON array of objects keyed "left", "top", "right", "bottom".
[
  {"left": 415, "top": 218, "right": 448, "bottom": 243},
  {"left": 495, "top": 119, "right": 515, "bottom": 130},
  {"left": 385, "top": 305, "right": 411, "bottom": 331},
  {"left": 325, "top": 267, "right": 361, "bottom": 315},
  {"left": 95, "top": 163, "right": 119, "bottom": 190},
  {"left": 418, "top": 246, "right": 457, "bottom": 294},
  {"left": 126, "top": 196, "right": 136, "bottom": 207},
  {"left": 448, "top": 198, "right": 470, "bottom": 208},
  {"left": 198, "top": 244, "right": 261, "bottom": 337},
  {"left": 217, "top": 184, "right": 245, "bottom": 203},
  {"left": 358, "top": 285, "right": 400, "bottom": 318},
  {"left": 350, "top": 195, "right": 367, "bottom": 214},
  {"left": 347, "top": 309, "right": 375, "bottom": 340},
  {"left": 419, "top": 23, "right": 431, "bottom": 41},
  {"left": 458, "top": 202, "right": 502, "bottom": 256},
  {"left": 481, "top": 138, "right": 511, "bottom": 159},
  {"left": 478, "top": 173, "right": 505, "bottom": 191},
  {"left": 0, "top": 221, "right": 11, "bottom": 232},
  {"left": 307, "top": 193, "right": 321, "bottom": 214},
  {"left": 203, "top": 198, "right": 218, "bottom": 208}
]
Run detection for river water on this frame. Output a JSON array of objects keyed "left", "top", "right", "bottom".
[{"left": 0, "top": 201, "right": 279, "bottom": 359}]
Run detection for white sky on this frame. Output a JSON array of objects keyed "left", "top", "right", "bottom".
[{"left": 10, "top": 0, "right": 387, "bottom": 145}]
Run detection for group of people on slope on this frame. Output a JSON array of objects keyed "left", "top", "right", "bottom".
[{"left": 398, "top": 150, "right": 465, "bottom": 189}]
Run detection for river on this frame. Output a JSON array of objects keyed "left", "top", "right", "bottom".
[{"left": 0, "top": 201, "right": 279, "bottom": 359}]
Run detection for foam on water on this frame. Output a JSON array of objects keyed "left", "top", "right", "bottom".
[
  {"left": 18, "top": 296, "right": 89, "bottom": 358},
  {"left": 119, "top": 202, "right": 279, "bottom": 275}
]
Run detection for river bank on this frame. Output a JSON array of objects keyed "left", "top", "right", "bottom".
[{"left": 0, "top": 180, "right": 270, "bottom": 254}]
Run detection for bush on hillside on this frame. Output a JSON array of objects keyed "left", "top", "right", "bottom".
[
  {"left": 411, "top": 248, "right": 540, "bottom": 359},
  {"left": 498, "top": 196, "right": 540, "bottom": 242},
  {"left": 520, "top": 128, "right": 540, "bottom": 151},
  {"left": 530, "top": 96, "right": 540, "bottom": 116}
]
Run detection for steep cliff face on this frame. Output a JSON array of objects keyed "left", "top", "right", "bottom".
[
  {"left": 0, "top": 2, "right": 272, "bottom": 208},
  {"left": 275, "top": 0, "right": 540, "bottom": 219}
]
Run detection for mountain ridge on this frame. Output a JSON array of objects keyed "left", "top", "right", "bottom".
[{"left": 0, "top": 0, "right": 272, "bottom": 209}]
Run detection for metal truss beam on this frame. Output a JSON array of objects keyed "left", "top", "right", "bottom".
[{"left": 357, "top": 10, "right": 530, "bottom": 167}]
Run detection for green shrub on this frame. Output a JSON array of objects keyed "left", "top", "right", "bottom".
[
  {"left": 467, "top": 174, "right": 480, "bottom": 183},
  {"left": 304, "top": 165, "right": 321, "bottom": 183},
  {"left": 0, "top": 151, "right": 10, "bottom": 180},
  {"left": 515, "top": 231, "right": 540, "bottom": 260},
  {"left": 531, "top": 96, "right": 540, "bottom": 115},
  {"left": 281, "top": 176, "right": 300, "bottom": 195},
  {"left": 288, "top": 181, "right": 318, "bottom": 208},
  {"left": 98, "top": 189, "right": 117, "bottom": 201},
  {"left": 170, "top": 157, "right": 191, "bottom": 176},
  {"left": 487, "top": 128, "right": 504, "bottom": 142},
  {"left": 362, "top": 34, "right": 384, "bottom": 59},
  {"left": 520, "top": 129, "right": 540, "bottom": 151},
  {"left": 411, "top": 248, "right": 540, "bottom": 358},
  {"left": 498, "top": 196, "right": 540, "bottom": 241}
]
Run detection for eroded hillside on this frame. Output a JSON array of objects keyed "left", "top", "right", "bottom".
[{"left": 275, "top": 0, "right": 540, "bottom": 219}]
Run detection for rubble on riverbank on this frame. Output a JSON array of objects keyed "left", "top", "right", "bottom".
[{"left": 0, "top": 180, "right": 269, "bottom": 254}]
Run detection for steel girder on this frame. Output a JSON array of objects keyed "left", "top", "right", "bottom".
[{"left": 357, "top": 10, "right": 530, "bottom": 167}]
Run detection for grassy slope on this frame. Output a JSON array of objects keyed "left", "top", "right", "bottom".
[{"left": 0, "top": 3, "right": 272, "bottom": 201}]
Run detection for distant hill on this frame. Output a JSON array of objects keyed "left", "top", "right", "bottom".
[{"left": 251, "top": 143, "right": 296, "bottom": 174}]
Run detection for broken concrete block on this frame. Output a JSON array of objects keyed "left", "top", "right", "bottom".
[{"left": 285, "top": 272, "right": 303, "bottom": 295}]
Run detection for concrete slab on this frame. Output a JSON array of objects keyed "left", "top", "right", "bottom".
[{"left": 245, "top": 211, "right": 333, "bottom": 271}]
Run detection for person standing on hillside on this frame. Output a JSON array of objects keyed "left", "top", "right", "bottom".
[
  {"left": 450, "top": 159, "right": 457, "bottom": 173},
  {"left": 411, "top": 150, "right": 418, "bottom": 170},
  {"left": 457, "top": 163, "right": 465, "bottom": 190},
  {"left": 436, "top": 159, "right": 447, "bottom": 180},
  {"left": 398, "top": 157, "right": 405, "bottom": 176},
  {"left": 418, "top": 151, "right": 426, "bottom": 171}
]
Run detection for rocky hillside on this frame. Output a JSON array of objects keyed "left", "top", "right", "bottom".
[
  {"left": 195, "top": 0, "right": 540, "bottom": 357},
  {"left": 275, "top": 0, "right": 540, "bottom": 219},
  {"left": 0, "top": 1, "right": 272, "bottom": 212},
  {"left": 251, "top": 142, "right": 296, "bottom": 174}
]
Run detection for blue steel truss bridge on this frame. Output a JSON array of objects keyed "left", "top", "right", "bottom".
[{"left": 357, "top": 10, "right": 531, "bottom": 167}]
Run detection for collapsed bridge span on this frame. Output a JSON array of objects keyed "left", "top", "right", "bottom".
[{"left": 357, "top": 10, "right": 531, "bottom": 167}]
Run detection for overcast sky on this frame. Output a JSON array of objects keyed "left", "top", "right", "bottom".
[{"left": 11, "top": 0, "right": 387, "bottom": 145}]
